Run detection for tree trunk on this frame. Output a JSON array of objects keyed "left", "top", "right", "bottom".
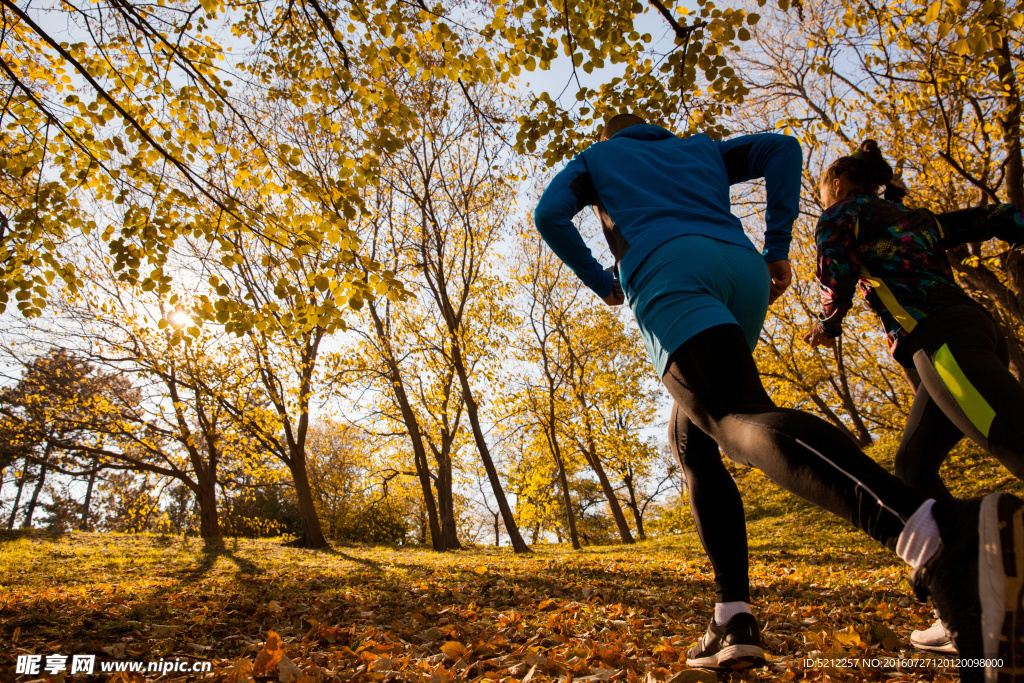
[
  {"left": 996, "top": 32, "right": 1024, "bottom": 346},
  {"left": 369, "top": 302, "right": 445, "bottom": 550},
  {"left": 493, "top": 512, "right": 500, "bottom": 547},
  {"left": 196, "top": 482, "right": 220, "bottom": 539},
  {"left": 450, "top": 342, "right": 530, "bottom": 553},
  {"left": 289, "top": 452, "right": 329, "bottom": 549},
  {"left": 552, "top": 443, "right": 580, "bottom": 549},
  {"left": 540, "top": 378, "right": 581, "bottom": 548},
  {"left": 7, "top": 464, "right": 27, "bottom": 529},
  {"left": 622, "top": 473, "right": 647, "bottom": 541},
  {"left": 80, "top": 456, "right": 99, "bottom": 531},
  {"left": 434, "top": 458, "right": 462, "bottom": 550},
  {"left": 413, "top": 447, "right": 444, "bottom": 550},
  {"left": 23, "top": 441, "right": 53, "bottom": 528},
  {"left": 998, "top": 33, "right": 1024, "bottom": 210},
  {"left": 579, "top": 435, "right": 635, "bottom": 544}
]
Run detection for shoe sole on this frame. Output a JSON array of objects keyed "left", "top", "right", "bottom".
[
  {"left": 910, "top": 640, "right": 958, "bottom": 655},
  {"left": 978, "top": 493, "right": 1024, "bottom": 682},
  {"left": 686, "top": 644, "right": 766, "bottom": 671}
]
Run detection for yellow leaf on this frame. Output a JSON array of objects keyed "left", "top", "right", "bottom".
[
  {"left": 440, "top": 641, "right": 469, "bottom": 660},
  {"left": 832, "top": 625, "right": 862, "bottom": 647},
  {"left": 253, "top": 631, "right": 284, "bottom": 676}
]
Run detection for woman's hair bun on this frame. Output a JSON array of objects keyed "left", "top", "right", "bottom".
[
  {"left": 857, "top": 139, "right": 893, "bottom": 186},
  {"left": 825, "top": 139, "right": 894, "bottom": 192}
]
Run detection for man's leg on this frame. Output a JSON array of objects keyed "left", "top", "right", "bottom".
[
  {"left": 670, "top": 404, "right": 765, "bottom": 670},
  {"left": 669, "top": 402, "right": 750, "bottom": 604},
  {"left": 664, "top": 324, "right": 1024, "bottom": 681},
  {"left": 664, "top": 324, "right": 922, "bottom": 547}
]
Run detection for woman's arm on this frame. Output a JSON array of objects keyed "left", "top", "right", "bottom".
[{"left": 812, "top": 205, "right": 862, "bottom": 340}]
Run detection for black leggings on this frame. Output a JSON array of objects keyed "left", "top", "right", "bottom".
[
  {"left": 665, "top": 324, "right": 925, "bottom": 603},
  {"left": 895, "top": 305, "right": 1024, "bottom": 499}
]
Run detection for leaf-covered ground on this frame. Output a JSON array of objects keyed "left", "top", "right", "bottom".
[{"left": 3, "top": 448, "right": 1021, "bottom": 683}]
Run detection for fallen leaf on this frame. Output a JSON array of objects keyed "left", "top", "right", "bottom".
[
  {"left": 873, "top": 623, "right": 901, "bottom": 651},
  {"left": 665, "top": 670, "right": 717, "bottom": 683},
  {"left": 278, "top": 654, "right": 302, "bottom": 683},
  {"left": 253, "top": 631, "right": 285, "bottom": 676},
  {"left": 832, "top": 625, "right": 861, "bottom": 647},
  {"left": 509, "top": 662, "right": 529, "bottom": 676},
  {"left": 108, "top": 673, "right": 145, "bottom": 683},
  {"left": 223, "top": 658, "right": 254, "bottom": 682},
  {"left": 440, "top": 641, "right": 469, "bottom": 660},
  {"left": 525, "top": 651, "right": 548, "bottom": 668},
  {"left": 419, "top": 627, "right": 446, "bottom": 641},
  {"left": 151, "top": 624, "right": 179, "bottom": 637},
  {"left": 102, "top": 643, "right": 126, "bottom": 658}
]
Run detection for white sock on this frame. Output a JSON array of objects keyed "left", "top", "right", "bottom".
[
  {"left": 896, "top": 499, "right": 941, "bottom": 570},
  {"left": 714, "top": 601, "right": 752, "bottom": 624}
]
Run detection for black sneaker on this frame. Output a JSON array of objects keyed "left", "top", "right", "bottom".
[
  {"left": 909, "top": 493, "right": 1024, "bottom": 683},
  {"left": 685, "top": 612, "right": 766, "bottom": 671}
]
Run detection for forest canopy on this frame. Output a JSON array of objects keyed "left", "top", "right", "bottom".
[{"left": 2, "top": 0, "right": 1024, "bottom": 550}]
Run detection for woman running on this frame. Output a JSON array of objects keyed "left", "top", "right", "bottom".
[{"left": 806, "top": 139, "right": 1024, "bottom": 652}]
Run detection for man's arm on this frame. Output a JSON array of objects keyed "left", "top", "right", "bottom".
[
  {"left": 533, "top": 154, "right": 615, "bottom": 298},
  {"left": 717, "top": 133, "right": 803, "bottom": 262},
  {"left": 937, "top": 203, "right": 1024, "bottom": 250}
]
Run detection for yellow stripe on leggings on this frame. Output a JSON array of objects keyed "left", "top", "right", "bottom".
[{"left": 933, "top": 343, "right": 996, "bottom": 439}]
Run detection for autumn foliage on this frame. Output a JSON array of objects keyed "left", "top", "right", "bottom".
[{"left": 4, "top": 0, "right": 1024, "bottom": 678}]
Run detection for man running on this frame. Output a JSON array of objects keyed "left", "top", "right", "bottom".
[{"left": 533, "top": 113, "right": 1024, "bottom": 682}]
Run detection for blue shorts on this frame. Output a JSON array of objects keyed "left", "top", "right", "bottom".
[{"left": 622, "top": 234, "right": 771, "bottom": 377}]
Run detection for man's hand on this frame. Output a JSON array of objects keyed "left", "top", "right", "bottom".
[
  {"left": 767, "top": 259, "right": 792, "bottom": 305},
  {"left": 803, "top": 322, "right": 836, "bottom": 349},
  {"left": 603, "top": 277, "right": 625, "bottom": 306}
]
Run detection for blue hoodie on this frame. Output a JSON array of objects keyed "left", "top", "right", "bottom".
[{"left": 533, "top": 125, "right": 803, "bottom": 298}]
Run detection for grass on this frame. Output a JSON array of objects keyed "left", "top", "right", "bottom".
[{"left": 1, "top": 442, "right": 1019, "bottom": 682}]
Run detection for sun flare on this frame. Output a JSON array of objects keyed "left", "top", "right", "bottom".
[{"left": 168, "top": 310, "right": 191, "bottom": 327}]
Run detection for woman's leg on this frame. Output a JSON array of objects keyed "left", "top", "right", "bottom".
[
  {"left": 894, "top": 385, "right": 962, "bottom": 500},
  {"left": 910, "top": 306, "right": 1024, "bottom": 474}
]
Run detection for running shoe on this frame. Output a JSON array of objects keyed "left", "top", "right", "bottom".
[
  {"left": 685, "top": 612, "right": 766, "bottom": 671},
  {"left": 909, "top": 492, "right": 1024, "bottom": 683},
  {"left": 910, "top": 617, "right": 957, "bottom": 654}
]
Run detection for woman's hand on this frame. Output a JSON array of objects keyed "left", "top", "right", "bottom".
[{"left": 803, "top": 322, "right": 836, "bottom": 349}]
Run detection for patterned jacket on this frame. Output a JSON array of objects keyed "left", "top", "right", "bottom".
[{"left": 814, "top": 191, "right": 1024, "bottom": 363}]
